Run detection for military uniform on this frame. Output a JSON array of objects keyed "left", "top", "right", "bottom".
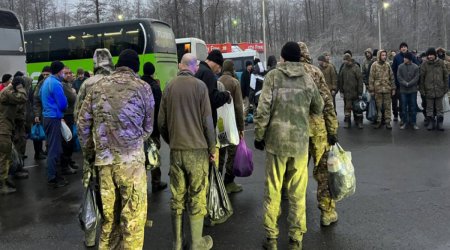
[
  {"left": 159, "top": 70, "right": 216, "bottom": 250},
  {"left": 338, "top": 57, "right": 364, "bottom": 127},
  {"left": 0, "top": 84, "right": 27, "bottom": 192},
  {"left": 77, "top": 66, "right": 154, "bottom": 250},
  {"left": 368, "top": 50, "right": 396, "bottom": 127},
  {"left": 255, "top": 61, "right": 324, "bottom": 244},
  {"left": 299, "top": 42, "right": 339, "bottom": 225},
  {"left": 362, "top": 48, "right": 373, "bottom": 86}
]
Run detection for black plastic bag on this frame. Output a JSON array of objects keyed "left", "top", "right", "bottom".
[
  {"left": 79, "top": 184, "right": 101, "bottom": 232},
  {"left": 9, "top": 144, "right": 23, "bottom": 174},
  {"left": 207, "top": 163, "right": 233, "bottom": 225},
  {"left": 366, "top": 98, "right": 377, "bottom": 122}
]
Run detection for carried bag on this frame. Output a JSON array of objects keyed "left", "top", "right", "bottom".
[
  {"left": 207, "top": 163, "right": 233, "bottom": 225},
  {"left": 443, "top": 93, "right": 450, "bottom": 113},
  {"left": 78, "top": 182, "right": 101, "bottom": 232},
  {"left": 216, "top": 99, "right": 239, "bottom": 148},
  {"left": 10, "top": 144, "right": 24, "bottom": 174},
  {"left": 30, "top": 124, "right": 46, "bottom": 141},
  {"left": 61, "top": 121, "right": 72, "bottom": 142},
  {"left": 366, "top": 98, "right": 377, "bottom": 122},
  {"left": 233, "top": 139, "right": 254, "bottom": 177},
  {"left": 327, "top": 143, "right": 356, "bottom": 201},
  {"left": 145, "top": 138, "right": 160, "bottom": 171}
]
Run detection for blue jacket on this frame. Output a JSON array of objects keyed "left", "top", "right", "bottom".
[
  {"left": 392, "top": 52, "right": 419, "bottom": 87},
  {"left": 40, "top": 75, "right": 68, "bottom": 118}
]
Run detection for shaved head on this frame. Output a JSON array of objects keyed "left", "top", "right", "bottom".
[{"left": 179, "top": 53, "right": 199, "bottom": 74}]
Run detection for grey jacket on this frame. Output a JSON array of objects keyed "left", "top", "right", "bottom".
[{"left": 397, "top": 63, "right": 419, "bottom": 94}]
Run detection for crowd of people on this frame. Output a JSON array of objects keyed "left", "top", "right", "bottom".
[{"left": 0, "top": 39, "right": 449, "bottom": 250}]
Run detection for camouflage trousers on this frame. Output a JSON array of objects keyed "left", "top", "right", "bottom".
[
  {"left": 375, "top": 93, "right": 392, "bottom": 123},
  {"left": 264, "top": 152, "right": 309, "bottom": 242},
  {"left": 218, "top": 145, "right": 237, "bottom": 184},
  {"left": 310, "top": 137, "right": 335, "bottom": 212},
  {"left": 13, "top": 121, "right": 27, "bottom": 156},
  {"left": 169, "top": 149, "right": 209, "bottom": 216},
  {"left": 97, "top": 163, "right": 147, "bottom": 250},
  {"left": 0, "top": 134, "right": 12, "bottom": 181},
  {"left": 344, "top": 98, "right": 363, "bottom": 119}
]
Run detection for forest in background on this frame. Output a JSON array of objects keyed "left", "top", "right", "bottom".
[{"left": 1, "top": 0, "right": 449, "bottom": 58}]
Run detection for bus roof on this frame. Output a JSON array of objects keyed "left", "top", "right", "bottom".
[
  {"left": 25, "top": 18, "right": 172, "bottom": 35},
  {"left": 175, "top": 37, "right": 206, "bottom": 44}
]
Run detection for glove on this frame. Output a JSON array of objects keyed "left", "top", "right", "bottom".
[
  {"left": 254, "top": 140, "right": 265, "bottom": 151},
  {"left": 327, "top": 134, "right": 338, "bottom": 146}
]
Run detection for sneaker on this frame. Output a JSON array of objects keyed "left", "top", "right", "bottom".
[
  {"left": 263, "top": 238, "right": 277, "bottom": 250},
  {"left": 288, "top": 238, "right": 302, "bottom": 250},
  {"left": 400, "top": 124, "right": 406, "bottom": 130},
  {"left": 321, "top": 210, "right": 339, "bottom": 226},
  {"left": 413, "top": 124, "right": 420, "bottom": 130},
  {"left": 225, "top": 182, "right": 243, "bottom": 194},
  {"left": 373, "top": 122, "right": 382, "bottom": 129},
  {"left": 62, "top": 167, "right": 77, "bottom": 175},
  {"left": 14, "top": 171, "right": 29, "bottom": 179},
  {"left": 152, "top": 181, "right": 168, "bottom": 193},
  {"left": 0, "top": 184, "right": 16, "bottom": 194},
  {"left": 48, "top": 177, "right": 68, "bottom": 188},
  {"left": 386, "top": 123, "right": 392, "bottom": 130},
  {"left": 34, "top": 154, "right": 46, "bottom": 160},
  {"left": 69, "top": 161, "right": 80, "bottom": 170}
]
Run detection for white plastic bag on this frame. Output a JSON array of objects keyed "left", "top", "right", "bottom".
[
  {"left": 216, "top": 99, "right": 239, "bottom": 147},
  {"left": 443, "top": 93, "right": 450, "bottom": 113},
  {"left": 327, "top": 143, "right": 356, "bottom": 201},
  {"left": 61, "top": 121, "right": 73, "bottom": 142}
]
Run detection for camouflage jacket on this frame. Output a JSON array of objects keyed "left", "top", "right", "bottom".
[
  {"left": 74, "top": 69, "right": 111, "bottom": 120},
  {"left": 77, "top": 67, "right": 155, "bottom": 165},
  {"left": 254, "top": 62, "right": 324, "bottom": 157},
  {"left": 369, "top": 51, "right": 395, "bottom": 94},
  {"left": 0, "top": 85, "right": 27, "bottom": 135},
  {"left": 318, "top": 63, "right": 338, "bottom": 93},
  {"left": 419, "top": 58, "right": 449, "bottom": 98},
  {"left": 303, "top": 63, "right": 338, "bottom": 137},
  {"left": 338, "top": 61, "right": 364, "bottom": 99}
]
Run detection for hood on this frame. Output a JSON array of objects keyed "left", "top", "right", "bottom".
[
  {"left": 377, "top": 49, "right": 387, "bottom": 62},
  {"left": 93, "top": 48, "right": 114, "bottom": 73},
  {"left": 276, "top": 62, "right": 305, "bottom": 77},
  {"left": 298, "top": 42, "right": 312, "bottom": 64},
  {"left": 365, "top": 48, "right": 373, "bottom": 54}
]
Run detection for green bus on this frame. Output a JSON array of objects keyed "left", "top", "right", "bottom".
[{"left": 24, "top": 19, "right": 178, "bottom": 88}]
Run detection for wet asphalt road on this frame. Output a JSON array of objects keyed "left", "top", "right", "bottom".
[{"left": 1, "top": 98, "right": 450, "bottom": 250}]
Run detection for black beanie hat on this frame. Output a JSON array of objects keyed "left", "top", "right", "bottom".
[
  {"left": 116, "top": 49, "right": 140, "bottom": 72},
  {"left": 344, "top": 50, "right": 353, "bottom": 57},
  {"left": 42, "top": 66, "right": 51, "bottom": 73},
  {"left": 207, "top": 50, "right": 224, "bottom": 67},
  {"left": 50, "top": 61, "right": 65, "bottom": 75},
  {"left": 399, "top": 42, "right": 408, "bottom": 49},
  {"left": 245, "top": 61, "right": 252, "bottom": 67},
  {"left": 143, "top": 62, "right": 155, "bottom": 75},
  {"left": 11, "top": 76, "right": 24, "bottom": 90},
  {"left": 404, "top": 52, "right": 413, "bottom": 61},
  {"left": 373, "top": 49, "right": 379, "bottom": 57},
  {"left": 2, "top": 74, "right": 12, "bottom": 83},
  {"left": 318, "top": 55, "right": 326, "bottom": 62},
  {"left": 426, "top": 47, "right": 437, "bottom": 57},
  {"left": 14, "top": 71, "right": 24, "bottom": 77},
  {"left": 281, "top": 42, "right": 301, "bottom": 62}
]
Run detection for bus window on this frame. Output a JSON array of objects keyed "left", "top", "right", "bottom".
[
  {"left": 176, "top": 42, "right": 191, "bottom": 62},
  {"left": 33, "top": 36, "right": 50, "bottom": 63},
  {"left": 152, "top": 23, "right": 176, "bottom": 54},
  {"left": 0, "top": 29, "right": 22, "bottom": 51},
  {"left": 102, "top": 24, "right": 145, "bottom": 56},
  {"left": 0, "top": 11, "right": 21, "bottom": 29}
]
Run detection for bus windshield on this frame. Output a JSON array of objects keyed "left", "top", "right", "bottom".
[
  {"left": 152, "top": 22, "right": 176, "bottom": 54},
  {"left": 0, "top": 10, "right": 24, "bottom": 52}
]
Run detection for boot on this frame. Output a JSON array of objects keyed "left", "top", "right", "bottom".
[
  {"left": 0, "top": 180, "right": 16, "bottom": 194},
  {"left": 152, "top": 181, "right": 168, "bottom": 193},
  {"left": 344, "top": 116, "right": 351, "bottom": 128},
  {"left": 357, "top": 116, "right": 363, "bottom": 129},
  {"left": 263, "top": 238, "right": 278, "bottom": 250},
  {"left": 427, "top": 117, "right": 435, "bottom": 131},
  {"left": 437, "top": 116, "right": 444, "bottom": 131},
  {"left": 225, "top": 182, "right": 243, "bottom": 194},
  {"left": 319, "top": 198, "right": 338, "bottom": 226},
  {"left": 171, "top": 213, "right": 184, "bottom": 250},
  {"left": 288, "top": 238, "right": 302, "bottom": 250},
  {"left": 190, "top": 216, "right": 213, "bottom": 250}
]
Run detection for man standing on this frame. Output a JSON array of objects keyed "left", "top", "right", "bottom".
[
  {"left": 41, "top": 61, "right": 68, "bottom": 187},
  {"left": 254, "top": 42, "right": 324, "bottom": 250},
  {"left": 299, "top": 42, "right": 339, "bottom": 226},
  {"left": 338, "top": 53, "right": 364, "bottom": 129},
  {"left": 218, "top": 60, "right": 245, "bottom": 194},
  {"left": 391, "top": 42, "right": 419, "bottom": 124},
  {"left": 0, "top": 77, "right": 27, "bottom": 194},
  {"left": 72, "top": 68, "right": 87, "bottom": 93},
  {"left": 419, "top": 48, "right": 449, "bottom": 131},
  {"left": 159, "top": 53, "right": 215, "bottom": 250},
  {"left": 362, "top": 48, "right": 373, "bottom": 87},
  {"left": 397, "top": 52, "right": 420, "bottom": 130},
  {"left": 61, "top": 67, "right": 78, "bottom": 175},
  {"left": 195, "top": 49, "right": 231, "bottom": 128},
  {"left": 369, "top": 50, "right": 396, "bottom": 129},
  {"left": 141, "top": 61, "right": 168, "bottom": 193},
  {"left": 78, "top": 49, "right": 154, "bottom": 249},
  {"left": 317, "top": 55, "right": 338, "bottom": 111},
  {"left": 241, "top": 61, "right": 253, "bottom": 118}
]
